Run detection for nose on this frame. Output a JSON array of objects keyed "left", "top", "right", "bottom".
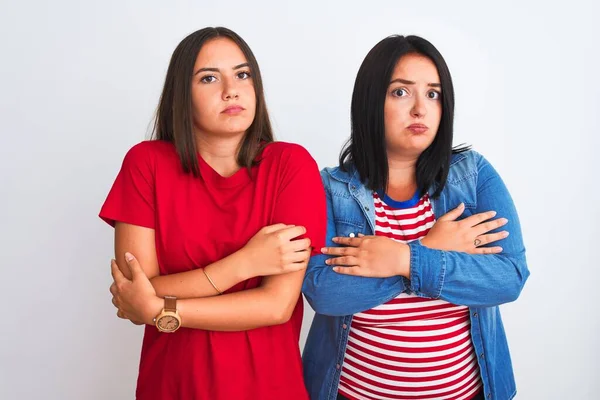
[
  {"left": 222, "top": 79, "right": 239, "bottom": 101},
  {"left": 410, "top": 96, "right": 426, "bottom": 118}
]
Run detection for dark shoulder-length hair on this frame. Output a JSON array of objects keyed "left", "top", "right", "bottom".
[
  {"left": 339, "top": 34, "right": 469, "bottom": 198},
  {"left": 152, "top": 27, "right": 273, "bottom": 177}
]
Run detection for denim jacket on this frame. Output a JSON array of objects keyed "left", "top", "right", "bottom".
[{"left": 302, "top": 150, "right": 529, "bottom": 400}]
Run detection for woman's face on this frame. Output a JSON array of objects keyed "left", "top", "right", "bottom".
[
  {"left": 191, "top": 38, "right": 256, "bottom": 139},
  {"left": 383, "top": 53, "right": 442, "bottom": 158}
]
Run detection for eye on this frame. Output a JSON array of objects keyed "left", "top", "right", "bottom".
[
  {"left": 200, "top": 75, "right": 217, "bottom": 84},
  {"left": 427, "top": 90, "right": 441, "bottom": 100},
  {"left": 391, "top": 88, "right": 409, "bottom": 97},
  {"left": 237, "top": 70, "right": 251, "bottom": 80}
]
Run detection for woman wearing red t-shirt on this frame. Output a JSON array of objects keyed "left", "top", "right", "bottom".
[{"left": 100, "top": 27, "right": 326, "bottom": 399}]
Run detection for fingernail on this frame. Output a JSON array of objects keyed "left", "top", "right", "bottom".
[
  {"left": 321, "top": 247, "right": 328, "bottom": 254},
  {"left": 325, "top": 259, "right": 331, "bottom": 265},
  {"left": 332, "top": 267, "right": 339, "bottom": 273},
  {"left": 503, "top": 231, "right": 510, "bottom": 237},
  {"left": 501, "top": 218, "right": 508, "bottom": 223},
  {"left": 491, "top": 211, "right": 497, "bottom": 217},
  {"left": 125, "top": 252, "right": 134, "bottom": 262},
  {"left": 332, "top": 237, "right": 339, "bottom": 243}
]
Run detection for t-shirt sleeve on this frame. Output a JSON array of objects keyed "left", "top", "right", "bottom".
[
  {"left": 99, "top": 142, "right": 156, "bottom": 229},
  {"left": 271, "top": 145, "right": 327, "bottom": 256}
]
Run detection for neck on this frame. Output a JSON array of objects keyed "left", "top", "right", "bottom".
[
  {"left": 195, "top": 133, "right": 244, "bottom": 177},
  {"left": 385, "top": 152, "right": 419, "bottom": 201}
]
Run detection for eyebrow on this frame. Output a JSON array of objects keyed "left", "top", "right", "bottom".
[
  {"left": 194, "top": 62, "right": 250, "bottom": 75},
  {"left": 389, "top": 78, "right": 441, "bottom": 88}
]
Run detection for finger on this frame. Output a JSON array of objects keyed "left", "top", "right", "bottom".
[
  {"left": 357, "top": 233, "right": 365, "bottom": 237},
  {"left": 111, "top": 259, "right": 127, "bottom": 284},
  {"left": 321, "top": 246, "right": 358, "bottom": 257},
  {"left": 462, "top": 211, "right": 497, "bottom": 227},
  {"left": 109, "top": 282, "right": 118, "bottom": 296},
  {"left": 124, "top": 252, "right": 145, "bottom": 280},
  {"left": 277, "top": 225, "right": 307, "bottom": 241},
  {"left": 475, "top": 231, "right": 509, "bottom": 246},
  {"left": 116, "top": 310, "right": 127, "bottom": 319},
  {"left": 288, "top": 237, "right": 311, "bottom": 252},
  {"left": 332, "top": 266, "right": 361, "bottom": 276},
  {"left": 474, "top": 218, "right": 508, "bottom": 236},
  {"left": 130, "top": 320, "right": 145, "bottom": 326},
  {"left": 261, "top": 223, "right": 291, "bottom": 234},
  {"left": 471, "top": 246, "right": 503, "bottom": 255},
  {"left": 111, "top": 296, "right": 118, "bottom": 308},
  {"left": 326, "top": 256, "right": 359, "bottom": 267},
  {"left": 331, "top": 236, "right": 363, "bottom": 247},
  {"left": 438, "top": 203, "right": 465, "bottom": 222},
  {"left": 285, "top": 249, "right": 311, "bottom": 264},
  {"left": 282, "top": 261, "right": 308, "bottom": 273}
]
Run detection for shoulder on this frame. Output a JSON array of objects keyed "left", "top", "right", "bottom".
[
  {"left": 319, "top": 164, "right": 356, "bottom": 194},
  {"left": 122, "top": 140, "right": 177, "bottom": 166},
  {"left": 262, "top": 141, "right": 313, "bottom": 158},
  {"left": 321, "top": 163, "right": 355, "bottom": 182},
  {"left": 447, "top": 149, "right": 487, "bottom": 183},
  {"left": 261, "top": 141, "right": 317, "bottom": 167},
  {"left": 446, "top": 149, "right": 503, "bottom": 193}
]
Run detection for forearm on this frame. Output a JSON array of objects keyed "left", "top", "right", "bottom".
[
  {"left": 409, "top": 240, "right": 529, "bottom": 307},
  {"left": 150, "top": 249, "right": 252, "bottom": 299},
  {"left": 145, "top": 271, "right": 304, "bottom": 331},
  {"left": 303, "top": 253, "right": 408, "bottom": 316},
  {"left": 179, "top": 286, "right": 298, "bottom": 331}
]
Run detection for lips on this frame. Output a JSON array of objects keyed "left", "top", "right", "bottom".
[
  {"left": 407, "top": 124, "right": 428, "bottom": 134},
  {"left": 222, "top": 105, "right": 244, "bottom": 115}
]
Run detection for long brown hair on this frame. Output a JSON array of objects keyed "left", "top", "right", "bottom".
[{"left": 152, "top": 27, "right": 274, "bottom": 177}]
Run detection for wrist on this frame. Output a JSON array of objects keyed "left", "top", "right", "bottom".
[
  {"left": 145, "top": 296, "right": 163, "bottom": 325},
  {"left": 395, "top": 242, "right": 411, "bottom": 278},
  {"left": 232, "top": 247, "right": 253, "bottom": 281}
]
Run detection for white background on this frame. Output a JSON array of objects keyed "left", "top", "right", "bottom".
[{"left": 1, "top": 1, "right": 598, "bottom": 399}]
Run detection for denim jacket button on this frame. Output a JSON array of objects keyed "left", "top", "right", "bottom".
[
  {"left": 336, "top": 364, "right": 341, "bottom": 370},
  {"left": 349, "top": 233, "right": 355, "bottom": 238},
  {"left": 364, "top": 206, "right": 370, "bottom": 211},
  {"left": 472, "top": 312, "right": 478, "bottom": 317},
  {"left": 480, "top": 352, "right": 485, "bottom": 359},
  {"left": 351, "top": 185, "right": 356, "bottom": 190},
  {"left": 487, "top": 394, "right": 491, "bottom": 399},
  {"left": 342, "top": 324, "right": 348, "bottom": 329}
]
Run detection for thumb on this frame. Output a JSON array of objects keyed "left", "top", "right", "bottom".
[
  {"left": 124, "top": 252, "right": 144, "bottom": 279},
  {"left": 438, "top": 203, "right": 464, "bottom": 221}
]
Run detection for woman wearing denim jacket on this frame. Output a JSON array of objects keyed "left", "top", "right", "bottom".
[{"left": 302, "top": 35, "right": 529, "bottom": 400}]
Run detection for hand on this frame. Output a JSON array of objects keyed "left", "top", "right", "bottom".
[
  {"left": 241, "top": 224, "right": 312, "bottom": 276},
  {"left": 110, "top": 253, "right": 162, "bottom": 325},
  {"left": 321, "top": 234, "right": 410, "bottom": 278},
  {"left": 421, "top": 203, "right": 509, "bottom": 254}
]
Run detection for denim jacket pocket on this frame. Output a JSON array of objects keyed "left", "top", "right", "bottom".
[{"left": 333, "top": 219, "right": 364, "bottom": 238}]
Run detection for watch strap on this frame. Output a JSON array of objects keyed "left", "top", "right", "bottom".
[{"left": 164, "top": 295, "right": 177, "bottom": 312}]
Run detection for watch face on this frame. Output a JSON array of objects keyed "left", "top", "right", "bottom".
[{"left": 157, "top": 315, "right": 180, "bottom": 332}]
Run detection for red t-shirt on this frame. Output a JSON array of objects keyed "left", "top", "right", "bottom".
[{"left": 99, "top": 140, "right": 326, "bottom": 400}]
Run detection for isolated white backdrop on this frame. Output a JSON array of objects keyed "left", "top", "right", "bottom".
[{"left": 1, "top": 1, "right": 598, "bottom": 399}]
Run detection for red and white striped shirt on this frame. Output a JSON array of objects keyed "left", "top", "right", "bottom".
[{"left": 338, "top": 192, "right": 482, "bottom": 400}]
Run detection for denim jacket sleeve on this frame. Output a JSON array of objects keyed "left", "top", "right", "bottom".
[
  {"left": 302, "top": 170, "right": 406, "bottom": 316},
  {"left": 409, "top": 153, "right": 530, "bottom": 307}
]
